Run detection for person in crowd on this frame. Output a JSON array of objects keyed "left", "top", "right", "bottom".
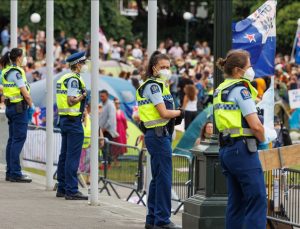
[
  {"left": 111, "top": 98, "right": 128, "bottom": 167},
  {"left": 55, "top": 51, "right": 88, "bottom": 200},
  {"left": 169, "top": 71, "right": 179, "bottom": 108},
  {"left": 132, "top": 42, "right": 143, "bottom": 60},
  {"left": 168, "top": 42, "right": 183, "bottom": 59},
  {"left": 78, "top": 105, "right": 91, "bottom": 183},
  {"left": 110, "top": 41, "right": 121, "bottom": 60},
  {"left": 98, "top": 89, "right": 119, "bottom": 169},
  {"left": 158, "top": 41, "right": 167, "bottom": 54},
  {"left": 182, "top": 84, "right": 198, "bottom": 130},
  {"left": 1, "top": 26, "right": 10, "bottom": 47},
  {"left": 194, "top": 121, "right": 213, "bottom": 145},
  {"left": 0, "top": 48, "right": 33, "bottom": 182},
  {"left": 214, "top": 49, "right": 266, "bottom": 228},
  {"left": 272, "top": 116, "right": 292, "bottom": 148},
  {"left": 0, "top": 86, "right": 5, "bottom": 110},
  {"left": 137, "top": 51, "right": 183, "bottom": 229},
  {"left": 32, "top": 71, "right": 41, "bottom": 82},
  {"left": 177, "top": 68, "right": 193, "bottom": 106}
]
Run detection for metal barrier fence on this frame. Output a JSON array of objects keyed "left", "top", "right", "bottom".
[
  {"left": 171, "top": 149, "right": 194, "bottom": 215},
  {"left": 265, "top": 168, "right": 300, "bottom": 228},
  {"left": 23, "top": 125, "right": 61, "bottom": 166},
  {"left": 22, "top": 125, "right": 146, "bottom": 205},
  {"left": 98, "top": 140, "right": 146, "bottom": 205}
]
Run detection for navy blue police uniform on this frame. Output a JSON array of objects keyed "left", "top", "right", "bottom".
[{"left": 56, "top": 51, "right": 88, "bottom": 200}]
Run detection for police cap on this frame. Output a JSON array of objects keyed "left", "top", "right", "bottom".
[{"left": 66, "top": 51, "right": 86, "bottom": 66}]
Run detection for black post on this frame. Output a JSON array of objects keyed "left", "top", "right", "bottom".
[
  {"left": 185, "top": 20, "right": 189, "bottom": 44},
  {"left": 33, "top": 24, "right": 37, "bottom": 61},
  {"left": 213, "top": 0, "right": 232, "bottom": 133},
  {"left": 182, "top": 1, "right": 232, "bottom": 228}
]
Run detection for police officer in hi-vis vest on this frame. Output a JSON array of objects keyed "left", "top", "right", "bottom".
[
  {"left": 0, "top": 48, "right": 33, "bottom": 183},
  {"left": 214, "top": 49, "right": 267, "bottom": 229},
  {"left": 56, "top": 51, "right": 88, "bottom": 200},
  {"left": 137, "top": 51, "right": 183, "bottom": 229}
]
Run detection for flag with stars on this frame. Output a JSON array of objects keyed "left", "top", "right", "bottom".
[{"left": 232, "top": 0, "right": 277, "bottom": 77}]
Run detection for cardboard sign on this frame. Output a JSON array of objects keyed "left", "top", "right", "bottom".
[{"left": 288, "top": 89, "right": 300, "bottom": 109}]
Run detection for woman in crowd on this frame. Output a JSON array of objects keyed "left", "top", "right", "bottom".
[
  {"left": 182, "top": 84, "right": 198, "bottom": 130},
  {"left": 194, "top": 121, "right": 213, "bottom": 145},
  {"left": 111, "top": 98, "right": 128, "bottom": 167}
]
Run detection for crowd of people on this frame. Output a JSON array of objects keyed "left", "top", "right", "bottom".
[{"left": 1, "top": 26, "right": 300, "bottom": 137}]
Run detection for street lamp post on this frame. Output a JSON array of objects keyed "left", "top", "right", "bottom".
[
  {"left": 182, "top": 1, "right": 232, "bottom": 228},
  {"left": 30, "top": 13, "right": 41, "bottom": 60},
  {"left": 183, "top": 12, "right": 193, "bottom": 44}
]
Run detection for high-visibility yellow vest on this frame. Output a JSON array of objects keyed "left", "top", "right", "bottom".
[
  {"left": 1, "top": 65, "right": 30, "bottom": 103},
  {"left": 136, "top": 78, "right": 173, "bottom": 128},
  {"left": 213, "top": 78, "right": 258, "bottom": 138},
  {"left": 82, "top": 115, "right": 91, "bottom": 148},
  {"left": 56, "top": 72, "right": 86, "bottom": 116}
]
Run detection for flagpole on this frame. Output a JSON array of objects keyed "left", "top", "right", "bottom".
[{"left": 290, "top": 18, "right": 300, "bottom": 63}]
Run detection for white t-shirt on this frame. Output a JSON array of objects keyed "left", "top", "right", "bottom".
[{"left": 185, "top": 99, "right": 197, "bottom": 112}]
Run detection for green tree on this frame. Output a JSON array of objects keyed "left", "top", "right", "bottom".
[
  {"left": 0, "top": 0, "right": 133, "bottom": 41},
  {"left": 276, "top": 2, "right": 300, "bottom": 53}
]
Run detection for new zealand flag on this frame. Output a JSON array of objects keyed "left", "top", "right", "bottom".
[{"left": 232, "top": 0, "right": 277, "bottom": 77}]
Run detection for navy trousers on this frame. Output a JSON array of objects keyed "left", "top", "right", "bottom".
[
  {"left": 219, "top": 139, "right": 267, "bottom": 229},
  {"left": 5, "top": 103, "right": 28, "bottom": 178},
  {"left": 145, "top": 129, "right": 172, "bottom": 226},
  {"left": 57, "top": 116, "right": 84, "bottom": 195}
]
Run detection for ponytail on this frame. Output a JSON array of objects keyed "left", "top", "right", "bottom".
[{"left": 0, "top": 48, "right": 23, "bottom": 68}]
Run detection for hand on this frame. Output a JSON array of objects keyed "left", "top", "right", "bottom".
[
  {"left": 30, "top": 103, "right": 35, "bottom": 111},
  {"left": 258, "top": 142, "right": 269, "bottom": 150},
  {"left": 179, "top": 108, "right": 185, "bottom": 118}
]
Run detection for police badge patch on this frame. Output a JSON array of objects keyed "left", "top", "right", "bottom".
[
  {"left": 16, "top": 73, "right": 22, "bottom": 80},
  {"left": 150, "top": 84, "right": 160, "bottom": 94},
  {"left": 71, "top": 80, "right": 78, "bottom": 88},
  {"left": 240, "top": 88, "right": 251, "bottom": 100}
]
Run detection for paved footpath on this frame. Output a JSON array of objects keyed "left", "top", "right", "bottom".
[{"left": 0, "top": 165, "right": 181, "bottom": 229}]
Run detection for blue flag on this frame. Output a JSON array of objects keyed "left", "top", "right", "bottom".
[
  {"left": 232, "top": 0, "right": 277, "bottom": 77},
  {"left": 295, "top": 27, "right": 300, "bottom": 64}
]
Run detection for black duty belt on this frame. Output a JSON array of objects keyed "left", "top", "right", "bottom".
[{"left": 146, "top": 126, "right": 169, "bottom": 137}]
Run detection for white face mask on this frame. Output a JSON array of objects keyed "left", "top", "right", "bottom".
[
  {"left": 158, "top": 69, "right": 171, "bottom": 81},
  {"left": 21, "top": 57, "right": 27, "bottom": 67},
  {"left": 80, "top": 64, "right": 88, "bottom": 73},
  {"left": 242, "top": 67, "right": 255, "bottom": 81}
]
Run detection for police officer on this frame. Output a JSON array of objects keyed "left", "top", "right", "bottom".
[
  {"left": 0, "top": 48, "right": 33, "bottom": 183},
  {"left": 56, "top": 51, "right": 88, "bottom": 200},
  {"left": 214, "top": 49, "right": 267, "bottom": 228},
  {"left": 137, "top": 51, "right": 183, "bottom": 229}
]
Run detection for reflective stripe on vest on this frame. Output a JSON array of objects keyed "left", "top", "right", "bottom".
[
  {"left": 222, "top": 128, "right": 253, "bottom": 136},
  {"left": 56, "top": 72, "right": 86, "bottom": 116},
  {"left": 58, "top": 108, "right": 81, "bottom": 113},
  {"left": 6, "top": 95, "right": 23, "bottom": 101},
  {"left": 136, "top": 79, "right": 173, "bottom": 128},
  {"left": 213, "top": 78, "right": 258, "bottom": 138},
  {"left": 143, "top": 118, "right": 169, "bottom": 128},
  {"left": 1, "top": 65, "right": 30, "bottom": 103}
]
